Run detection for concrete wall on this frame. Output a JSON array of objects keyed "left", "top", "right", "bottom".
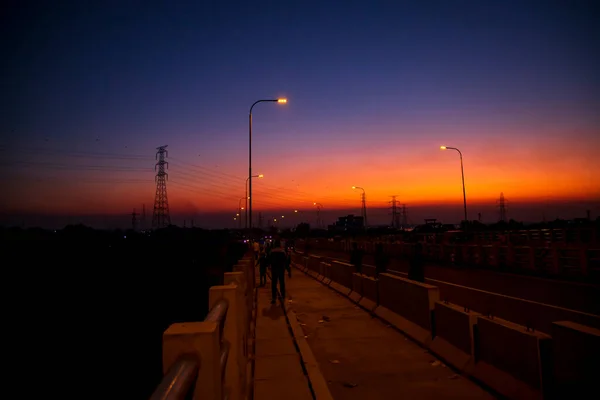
[
  {"left": 473, "top": 316, "right": 551, "bottom": 400},
  {"left": 432, "top": 279, "right": 600, "bottom": 334},
  {"left": 430, "top": 301, "right": 479, "bottom": 372},
  {"left": 551, "top": 321, "right": 600, "bottom": 398},
  {"left": 376, "top": 273, "right": 439, "bottom": 345},
  {"left": 378, "top": 273, "right": 439, "bottom": 332}
]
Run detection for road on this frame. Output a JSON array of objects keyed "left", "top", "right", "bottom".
[{"left": 301, "top": 246, "right": 600, "bottom": 333}]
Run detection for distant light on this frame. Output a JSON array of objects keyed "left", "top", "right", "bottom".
[
  {"left": 294, "top": 210, "right": 298, "bottom": 213},
  {"left": 313, "top": 202, "right": 317, "bottom": 205},
  {"left": 352, "top": 186, "right": 356, "bottom": 189},
  {"left": 277, "top": 98, "right": 287, "bottom": 104},
  {"left": 258, "top": 174, "right": 264, "bottom": 178},
  {"left": 440, "top": 146, "right": 447, "bottom": 150},
  {"left": 124, "top": 235, "right": 127, "bottom": 239},
  {"left": 281, "top": 215, "right": 285, "bottom": 218}
]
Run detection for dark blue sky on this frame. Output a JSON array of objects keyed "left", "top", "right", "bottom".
[{"left": 2, "top": 0, "right": 599, "bottom": 227}]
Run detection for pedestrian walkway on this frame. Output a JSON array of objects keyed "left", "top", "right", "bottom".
[
  {"left": 284, "top": 265, "right": 497, "bottom": 399},
  {"left": 253, "top": 283, "right": 313, "bottom": 400}
]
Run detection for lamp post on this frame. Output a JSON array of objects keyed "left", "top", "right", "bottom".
[
  {"left": 440, "top": 146, "right": 468, "bottom": 224},
  {"left": 245, "top": 174, "right": 263, "bottom": 229},
  {"left": 352, "top": 186, "right": 367, "bottom": 228},
  {"left": 249, "top": 98, "right": 287, "bottom": 235}
]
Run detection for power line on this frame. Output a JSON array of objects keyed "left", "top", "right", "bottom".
[{"left": 2, "top": 161, "right": 152, "bottom": 172}]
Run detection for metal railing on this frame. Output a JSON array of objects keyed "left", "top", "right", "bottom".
[{"left": 149, "top": 298, "right": 230, "bottom": 400}]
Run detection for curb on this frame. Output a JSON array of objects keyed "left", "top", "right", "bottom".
[
  {"left": 267, "top": 270, "right": 334, "bottom": 400},
  {"left": 285, "top": 307, "right": 335, "bottom": 400}
]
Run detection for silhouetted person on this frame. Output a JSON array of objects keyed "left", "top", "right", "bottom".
[
  {"left": 350, "top": 242, "right": 363, "bottom": 274},
  {"left": 253, "top": 240, "right": 260, "bottom": 260},
  {"left": 258, "top": 252, "right": 268, "bottom": 286},
  {"left": 408, "top": 242, "right": 425, "bottom": 282},
  {"left": 374, "top": 243, "right": 388, "bottom": 277},
  {"left": 269, "top": 240, "right": 287, "bottom": 304}
]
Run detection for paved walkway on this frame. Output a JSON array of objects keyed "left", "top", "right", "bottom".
[
  {"left": 253, "top": 281, "right": 313, "bottom": 400},
  {"left": 284, "top": 265, "right": 496, "bottom": 399}
]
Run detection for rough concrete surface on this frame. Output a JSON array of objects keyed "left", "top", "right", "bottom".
[
  {"left": 285, "top": 267, "right": 496, "bottom": 399},
  {"left": 253, "top": 286, "right": 313, "bottom": 400}
]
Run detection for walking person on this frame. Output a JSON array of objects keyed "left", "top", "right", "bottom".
[
  {"left": 253, "top": 240, "right": 260, "bottom": 261},
  {"left": 269, "top": 240, "right": 288, "bottom": 304},
  {"left": 258, "top": 251, "right": 268, "bottom": 286}
]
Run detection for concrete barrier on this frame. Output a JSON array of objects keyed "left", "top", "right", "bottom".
[
  {"left": 551, "top": 321, "right": 600, "bottom": 399},
  {"left": 431, "top": 279, "right": 600, "bottom": 334},
  {"left": 305, "top": 256, "right": 320, "bottom": 278},
  {"left": 320, "top": 262, "right": 332, "bottom": 285},
  {"left": 429, "top": 301, "right": 479, "bottom": 373},
  {"left": 349, "top": 273, "right": 362, "bottom": 303},
  {"left": 362, "top": 264, "right": 377, "bottom": 278},
  {"left": 307, "top": 255, "right": 322, "bottom": 274},
  {"left": 375, "top": 273, "right": 439, "bottom": 346},
  {"left": 329, "top": 260, "right": 352, "bottom": 296},
  {"left": 472, "top": 316, "right": 551, "bottom": 400},
  {"left": 358, "top": 275, "right": 378, "bottom": 312}
]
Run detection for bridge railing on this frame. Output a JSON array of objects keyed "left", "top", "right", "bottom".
[
  {"left": 302, "top": 238, "right": 599, "bottom": 277},
  {"left": 149, "top": 252, "right": 255, "bottom": 400}
]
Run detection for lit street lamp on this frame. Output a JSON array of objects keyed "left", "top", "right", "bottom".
[
  {"left": 249, "top": 98, "right": 287, "bottom": 234},
  {"left": 246, "top": 174, "right": 263, "bottom": 228},
  {"left": 440, "top": 145, "right": 468, "bottom": 223}
]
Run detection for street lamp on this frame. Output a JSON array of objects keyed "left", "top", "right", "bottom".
[
  {"left": 440, "top": 145, "right": 468, "bottom": 223},
  {"left": 249, "top": 98, "right": 287, "bottom": 234},
  {"left": 245, "top": 174, "right": 263, "bottom": 228},
  {"left": 352, "top": 186, "right": 368, "bottom": 227}
]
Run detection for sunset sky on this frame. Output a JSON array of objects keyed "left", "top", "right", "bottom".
[{"left": 2, "top": 1, "right": 599, "bottom": 229}]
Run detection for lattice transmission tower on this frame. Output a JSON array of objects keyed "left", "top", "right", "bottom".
[
  {"left": 497, "top": 192, "right": 508, "bottom": 222},
  {"left": 389, "top": 195, "right": 399, "bottom": 228},
  {"left": 152, "top": 145, "right": 171, "bottom": 228},
  {"left": 400, "top": 204, "right": 408, "bottom": 229}
]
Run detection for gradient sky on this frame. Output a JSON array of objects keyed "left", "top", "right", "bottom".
[{"left": 2, "top": 0, "right": 599, "bottom": 228}]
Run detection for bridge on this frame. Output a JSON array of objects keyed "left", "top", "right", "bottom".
[{"left": 149, "top": 236, "right": 599, "bottom": 400}]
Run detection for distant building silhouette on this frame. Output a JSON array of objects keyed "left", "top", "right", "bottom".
[{"left": 328, "top": 214, "right": 364, "bottom": 232}]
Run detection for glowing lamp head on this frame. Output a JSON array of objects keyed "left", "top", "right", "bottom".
[
  {"left": 294, "top": 210, "right": 298, "bottom": 213},
  {"left": 277, "top": 98, "right": 287, "bottom": 104},
  {"left": 440, "top": 146, "right": 447, "bottom": 150},
  {"left": 258, "top": 174, "right": 264, "bottom": 178},
  {"left": 352, "top": 186, "right": 356, "bottom": 189},
  {"left": 313, "top": 202, "right": 317, "bottom": 205}
]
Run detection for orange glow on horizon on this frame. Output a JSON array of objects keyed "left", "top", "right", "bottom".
[{"left": 6, "top": 130, "right": 599, "bottom": 216}]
